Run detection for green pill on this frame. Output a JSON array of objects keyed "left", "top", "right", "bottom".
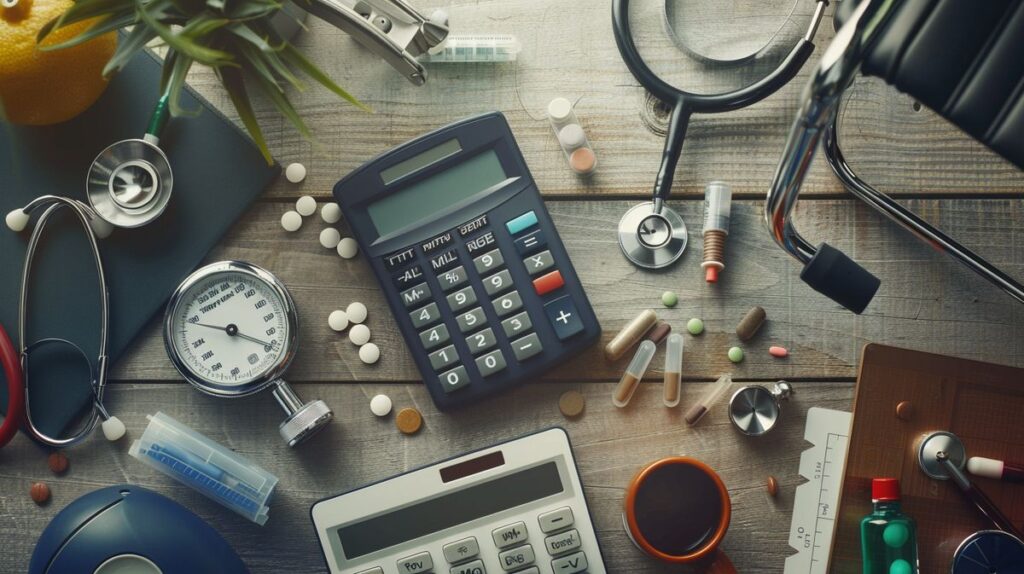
[
  {"left": 686, "top": 318, "right": 704, "bottom": 335},
  {"left": 883, "top": 523, "right": 909, "bottom": 548},
  {"left": 728, "top": 346, "right": 744, "bottom": 363},
  {"left": 889, "top": 559, "right": 911, "bottom": 574},
  {"left": 661, "top": 291, "right": 678, "bottom": 308}
]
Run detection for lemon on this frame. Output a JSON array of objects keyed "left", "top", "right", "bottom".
[{"left": 0, "top": 0, "right": 116, "bottom": 125}]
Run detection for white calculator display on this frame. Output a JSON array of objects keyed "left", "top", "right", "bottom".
[{"left": 310, "top": 428, "right": 606, "bottom": 574}]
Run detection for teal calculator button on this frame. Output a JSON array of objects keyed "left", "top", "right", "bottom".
[{"left": 506, "top": 211, "right": 538, "bottom": 235}]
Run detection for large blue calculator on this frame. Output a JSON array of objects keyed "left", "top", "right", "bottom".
[{"left": 334, "top": 113, "right": 600, "bottom": 410}]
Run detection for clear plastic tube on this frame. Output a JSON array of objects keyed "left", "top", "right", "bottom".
[
  {"left": 612, "top": 340, "right": 656, "bottom": 407},
  {"left": 663, "top": 333, "right": 684, "bottom": 407},
  {"left": 548, "top": 98, "right": 597, "bottom": 175},
  {"left": 684, "top": 374, "right": 732, "bottom": 425},
  {"left": 702, "top": 181, "right": 733, "bottom": 282},
  {"left": 420, "top": 34, "right": 522, "bottom": 62}
]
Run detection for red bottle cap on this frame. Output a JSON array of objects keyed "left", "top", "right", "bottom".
[{"left": 872, "top": 478, "right": 901, "bottom": 501}]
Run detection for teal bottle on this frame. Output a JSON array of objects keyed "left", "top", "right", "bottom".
[{"left": 860, "top": 478, "right": 918, "bottom": 574}]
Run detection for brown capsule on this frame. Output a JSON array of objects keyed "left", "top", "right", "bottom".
[
  {"left": 767, "top": 476, "right": 779, "bottom": 497},
  {"left": 895, "top": 401, "right": 914, "bottom": 421},
  {"left": 48, "top": 452, "right": 69, "bottom": 475},
  {"left": 644, "top": 321, "right": 672, "bottom": 346},
  {"left": 30, "top": 482, "right": 51, "bottom": 504},
  {"left": 736, "top": 306, "right": 767, "bottom": 341},
  {"left": 559, "top": 391, "right": 586, "bottom": 418},
  {"left": 396, "top": 408, "right": 423, "bottom": 435},
  {"left": 604, "top": 309, "right": 658, "bottom": 361}
]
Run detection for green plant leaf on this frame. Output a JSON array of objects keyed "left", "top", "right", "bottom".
[
  {"left": 217, "top": 66, "right": 272, "bottom": 164},
  {"left": 165, "top": 52, "right": 200, "bottom": 116},
  {"left": 224, "top": 0, "right": 281, "bottom": 21},
  {"left": 281, "top": 44, "right": 370, "bottom": 112},
  {"left": 168, "top": 0, "right": 205, "bottom": 18},
  {"left": 243, "top": 61, "right": 310, "bottom": 140},
  {"left": 37, "top": 0, "right": 134, "bottom": 43},
  {"left": 135, "top": 0, "right": 235, "bottom": 66},
  {"left": 38, "top": 10, "right": 136, "bottom": 52},
  {"left": 180, "top": 14, "right": 230, "bottom": 38},
  {"left": 253, "top": 43, "right": 303, "bottom": 89},
  {"left": 227, "top": 22, "right": 280, "bottom": 53},
  {"left": 233, "top": 41, "right": 283, "bottom": 92},
  {"left": 100, "top": 21, "right": 157, "bottom": 75}
]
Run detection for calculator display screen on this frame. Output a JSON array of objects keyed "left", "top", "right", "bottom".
[
  {"left": 336, "top": 461, "right": 563, "bottom": 558},
  {"left": 367, "top": 149, "right": 507, "bottom": 237}
]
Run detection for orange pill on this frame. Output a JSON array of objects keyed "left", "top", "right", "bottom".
[
  {"left": 48, "top": 452, "right": 69, "bottom": 474},
  {"left": 769, "top": 346, "right": 789, "bottom": 358},
  {"left": 396, "top": 408, "right": 423, "bottom": 435},
  {"left": 31, "top": 482, "right": 50, "bottom": 504}
]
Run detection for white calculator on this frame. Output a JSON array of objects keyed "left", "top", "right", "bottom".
[{"left": 310, "top": 428, "right": 606, "bottom": 574}]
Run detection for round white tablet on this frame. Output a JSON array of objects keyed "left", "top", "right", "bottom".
[
  {"left": 328, "top": 309, "right": 349, "bottom": 332},
  {"left": 349, "top": 324, "right": 371, "bottom": 345},
  {"left": 370, "top": 393, "right": 392, "bottom": 417},
  {"left": 296, "top": 195, "right": 317, "bottom": 216},
  {"left": 281, "top": 210, "right": 303, "bottom": 232},
  {"left": 285, "top": 163, "right": 307, "bottom": 184},
  {"left": 359, "top": 342, "right": 381, "bottom": 364},
  {"left": 337, "top": 237, "right": 359, "bottom": 259},
  {"left": 319, "top": 227, "right": 342, "bottom": 249},
  {"left": 346, "top": 302, "right": 368, "bottom": 324},
  {"left": 321, "top": 202, "right": 342, "bottom": 224}
]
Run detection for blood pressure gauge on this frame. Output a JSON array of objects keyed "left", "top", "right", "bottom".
[{"left": 164, "top": 261, "right": 332, "bottom": 447}]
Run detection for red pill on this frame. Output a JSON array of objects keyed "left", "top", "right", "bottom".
[{"left": 769, "top": 346, "right": 789, "bottom": 358}]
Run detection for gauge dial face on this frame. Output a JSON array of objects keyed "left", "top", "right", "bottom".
[{"left": 168, "top": 269, "right": 291, "bottom": 389}]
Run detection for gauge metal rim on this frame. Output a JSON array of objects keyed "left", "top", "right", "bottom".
[
  {"left": 618, "top": 202, "right": 688, "bottom": 269},
  {"left": 917, "top": 430, "right": 966, "bottom": 480},
  {"left": 86, "top": 138, "right": 172, "bottom": 228},
  {"left": 728, "top": 385, "right": 780, "bottom": 436},
  {"left": 163, "top": 260, "right": 299, "bottom": 398}
]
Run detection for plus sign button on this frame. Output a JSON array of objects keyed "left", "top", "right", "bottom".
[{"left": 544, "top": 295, "right": 584, "bottom": 340}]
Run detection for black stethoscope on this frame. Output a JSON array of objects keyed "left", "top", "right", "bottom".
[{"left": 611, "top": 0, "right": 828, "bottom": 269}]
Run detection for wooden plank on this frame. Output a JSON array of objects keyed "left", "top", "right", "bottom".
[
  {"left": 176, "top": 1, "right": 1023, "bottom": 200},
  {"left": 0, "top": 381, "right": 854, "bottom": 573},
  {"left": 112, "top": 198, "right": 1024, "bottom": 382}
]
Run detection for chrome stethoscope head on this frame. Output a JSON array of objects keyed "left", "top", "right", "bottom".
[
  {"left": 617, "top": 200, "right": 688, "bottom": 269},
  {"left": 86, "top": 134, "right": 172, "bottom": 229}
]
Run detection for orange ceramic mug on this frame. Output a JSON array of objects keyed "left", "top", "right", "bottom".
[{"left": 623, "top": 457, "right": 736, "bottom": 573}]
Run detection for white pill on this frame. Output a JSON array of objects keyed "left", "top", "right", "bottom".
[
  {"left": 328, "top": 310, "right": 349, "bottom": 332},
  {"left": 359, "top": 342, "right": 381, "bottom": 364},
  {"left": 321, "top": 202, "right": 342, "bottom": 224},
  {"left": 370, "top": 393, "right": 392, "bottom": 416},
  {"left": 281, "top": 210, "right": 303, "bottom": 232},
  {"left": 319, "top": 227, "right": 342, "bottom": 249},
  {"left": 5, "top": 209, "right": 29, "bottom": 232},
  {"left": 349, "top": 324, "right": 371, "bottom": 345},
  {"left": 296, "top": 195, "right": 317, "bottom": 216},
  {"left": 346, "top": 302, "right": 368, "bottom": 324},
  {"left": 337, "top": 237, "right": 359, "bottom": 259},
  {"left": 285, "top": 162, "right": 307, "bottom": 183}
]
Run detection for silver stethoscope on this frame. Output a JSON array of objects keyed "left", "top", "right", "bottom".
[
  {"left": 5, "top": 94, "right": 174, "bottom": 447},
  {"left": 611, "top": 0, "right": 827, "bottom": 269}
]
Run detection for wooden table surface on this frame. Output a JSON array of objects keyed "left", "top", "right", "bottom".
[{"left": 3, "top": 2, "right": 1024, "bottom": 572}]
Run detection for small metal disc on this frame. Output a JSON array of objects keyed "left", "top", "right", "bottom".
[
  {"left": 618, "top": 202, "right": 687, "bottom": 269},
  {"left": 917, "top": 431, "right": 966, "bottom": 480},
  {"left": 87, "top": 138, "right": 172, "bottom": 228},
  {"left": 729, "top": 386, "right": 781, "bottom": 436}
]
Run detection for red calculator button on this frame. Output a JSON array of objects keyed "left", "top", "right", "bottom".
[{"left": 533, "top": 270, "right": 564, "bottom": 296}]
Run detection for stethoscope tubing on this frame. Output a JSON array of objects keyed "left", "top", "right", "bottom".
[{"left": 0, "top": 323, "right": 25, "bottom": 448}]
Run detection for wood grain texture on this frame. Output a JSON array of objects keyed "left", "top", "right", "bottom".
[
  {"left": 112, "top": 198, "right": 1024, "bottom": 382},
  {"left": 0, "top": 381, "right": 853, "bottom": 573},
  {"left": 175, "top": 1, "right": 1023, "bottom": 200}
]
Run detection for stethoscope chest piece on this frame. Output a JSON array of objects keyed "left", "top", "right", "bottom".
[
  {"left": 618, "top": 202, "right": 687, "bottom": 269},
  {"left": 952, "top": 530, "right": 1024, "bottom": 574},
  {"left": 729, "top": 381, "right": 792, "bottom": 436},
  {"left": 87, "top": 137, "right": 172, "bottom": 228},
  {"left": 917, "top": 430, "right": 967, "bottom": 480}
]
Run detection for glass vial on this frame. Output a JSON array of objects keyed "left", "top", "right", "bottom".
[
  {"left": 663, "top": 334, "right": 683, "bottom": 407},
  {"left": 701, "top": 181, "right": 732, "bottom": 283},
  {"left": 613, "top": 340, "right": 655, "bottom": 407},
  {"left": 548, "top": 98, "right": 597, "bottom": 175},
  {"left": 860, "top": 478, "right": 919, "bottom": 574},
  {"left": 421, "top": 34, "right": 522, "bottom": 62}
]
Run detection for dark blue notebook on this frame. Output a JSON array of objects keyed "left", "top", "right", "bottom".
[{"left": 0, "top": 50, "right": 280, "bottom": 440}]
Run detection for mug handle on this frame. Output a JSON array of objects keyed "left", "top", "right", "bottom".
[{"left": 706, "top": 551, "right": 737, "bottom": 574}]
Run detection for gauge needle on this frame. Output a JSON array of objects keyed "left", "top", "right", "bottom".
[{"left": 192, "top": 322, "right": 274, "bottom": 348}]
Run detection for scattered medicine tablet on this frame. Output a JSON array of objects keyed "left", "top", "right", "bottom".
[
  {"left": 346, "top": 302, "right": 368, "bottom": 324},
  {"left": 328, "top": 310, "right": 349, "bottom": 332},
  {"left": 895, "top": 401, "right": 914, "bottom": 421},
  {"left": 359, "top": 342, "right": 380, "bottom": 364},
  {"left": 285, "top": 162, "right": 307, "bottom": 183},
  {"left": 370, "top": 394, "right": 392, "bottom": 417},
  {"left": 396, "top": 408, "right": 423, "bottom": 435},
  {"left": 321, "top": 202, "right": 342, "bottom": 224},
  {"left": 736, "top": 306, "right": 767, "bottom": 341},
  {"left": 661, "top": 291, "right": 678, "bottom": 308},
  {"left": 349, "top": 324, "right": 371, "bottom": 346},
  {"left": 296, "top": 195, "right": 317, "bottom": 216},
  {"left": 31, "top": 482, "right": 50, "bottom": 504},
  {"left": 559, "top": 390, "right": 585, "bottom": 418},
  {"left": 769, "top": 346, "right": 788, "bottom": 358},
  {"left": 687, "top": 318, "right": 704, "bottom": 335},
  {"left": 319, "top": 227, "right": 341, "bottom": 249},
  {"left": 337, "top": 237, "right": 359, "bottom": 259},
  {"left": 48, "top": 452, "right": 69, "bottom": 474},
  {"left": 281, "top": 210, "right": 302, "bottom": 232},
  {"left": 766, "top": 475, "right": 778, "bottom": 497},
  {"left": 728, "top": 346, "right": 744, "bottom": 363}
]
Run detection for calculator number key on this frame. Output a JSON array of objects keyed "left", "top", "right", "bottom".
[
  {"left": 450, "top": 559, "right": 485, "bottom": 574},
  {"left": 397, "top": 551, "right": 433, "bottom": 574},
  {"left": 410, "top": 303, "right": 441, "bottom": 329},
  {"left": 544, "top": 529, "right": 581, "bottom": 556},
  {"left": 501, "top": 311, "right": 532, "bottom": 338},
  {"left": 428, "top": 345, "right": 458, "bottom": 371},
  {"left": 456, "top": 307, "right": 486, "bottom": 333},
  {"left": 483, "top": 269, "right": 513, "bottom": 296},
  {"left": 523, "top": 250, "right": 554, "bottom": 276},
  {"left": 401, "top": 282, "right": 432, "bottom": 308},
  {"left": 447, "top": 286, "right": 478, "bottom": 312},
  {"left": 467, "top": 328, "right": 497, "bottom": 355},
  {"left": 473, "top": 248, "right": 504, "bottom": 275},
  {"left": 498, "top": 545, "right": 535, "bottom": 572},
  {"left": 511, "top": 333, "right": 543, "bottom": 362},
  {"left": 420, "top": 323, "right": 450, "bottom": 350},
  {"left": 551, "top": 551, "right": 587, "bottom": 574},
  {"left": 438, "top": 265, "right": 469, "bottom": 292},
  {"left": 475, "top": 350, "right": 507, "bottom": 377},
  {"left": 440, "top": 365, "right": 470, "bottom": 393},
  {"left": 491, "top": 292, "right": 523, "bottom": 317}
]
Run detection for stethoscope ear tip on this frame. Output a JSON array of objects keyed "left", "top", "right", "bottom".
[
  {"left": 101, "top": 416, "right": 126, "bottom": 441},
  {"left": 5, "top": 208, "right": 29, "bottom": 233}
]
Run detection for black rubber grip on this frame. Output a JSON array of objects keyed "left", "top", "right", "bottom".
[{"left": 800, "top": 243, "right": 881, "bottom": 314}]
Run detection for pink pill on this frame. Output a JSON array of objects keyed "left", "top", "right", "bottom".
[{"left": 769, "top": 346, "right": 789, "bottom": 358}]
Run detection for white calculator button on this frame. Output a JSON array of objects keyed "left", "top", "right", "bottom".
[
  {"left": 449, "top": 559, "right": 486, "bottom": 574},
  {"left": 492, "top": 522, "right": 529, "bottom": 549},
  {"left": 544, "top": 529, "right": 581, "bottom": 556},
  {"left": 498, "top": 544, "right": 535, "bottom": 572},
  {"left": 551, "top": 551, "right": 587, "bottom": 573},
  {"left": 511, "top": 569, "right": 538, "bottom": 574},
  {"left": 355, "top": 568, "right": 384, "bottom": 574},
  {"left": 397, "top": 551, "right": 434, "bottom": 574},
  {"left": 538, "top": 507, "right": 575, "bottom": 533},
  {"left": 442, "top": 537, "right": 480, "bottom": 563}
]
